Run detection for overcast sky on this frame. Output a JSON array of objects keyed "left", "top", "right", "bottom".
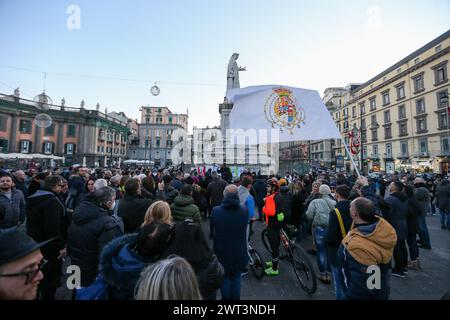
[{"left": 0, "top": 0, "right": 449, "bottom": 132}]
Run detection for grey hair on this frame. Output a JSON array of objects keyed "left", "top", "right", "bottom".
[
  {"left": 135, "top": 255, "right": 202, "bottom": 300},
  {"left": 92, "top": 186, "right": 116, "bottom": 207},
  {"left": 94, "top": 179, "right": 108, "bottom": 190},
  {"left": 223, "top": 184, "right": 238, "bottom": 196}
]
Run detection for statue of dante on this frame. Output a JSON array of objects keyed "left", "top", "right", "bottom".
[{"left": 227, "top": 53, "right": 246, "bottom": 89}]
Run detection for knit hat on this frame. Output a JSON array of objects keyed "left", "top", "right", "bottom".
[{"left": 319, "top": 184, "right": 331, "bottom": 195}]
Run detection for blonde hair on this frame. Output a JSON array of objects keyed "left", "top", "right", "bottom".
[
  {"left": 143, "top": 201, "right": 172, "bottom": 225},
  {"left": 135, "top": 255, "right": 202, "bottom": 300}
]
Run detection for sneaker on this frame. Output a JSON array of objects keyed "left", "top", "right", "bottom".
[
  {"left": 392, "top": 271, "right": 407, "bottom": 278},
  {"left": 265, "top": 261, "right": 272, "bottom": 268},
  {"left": 264, "top": 267, "right": 279, "bottom": 276}
]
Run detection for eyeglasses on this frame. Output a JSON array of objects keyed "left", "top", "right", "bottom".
[{"left": 0, "top": 259, "right": 47, "bottom": 284}]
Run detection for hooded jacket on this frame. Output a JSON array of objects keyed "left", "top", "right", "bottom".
[
  {"left": 206, "top": 178, "right": 228, "bottom": 208},
  {"left": 26, "top": 190, "right": 67, "bottom": 259},
  {"left": 237, "top": 185, "right": 256, "bottom": 221},
  {"left": 384, "top": 192, "right": 408, "bottom": 240},
  {"left": 306, "top": 195, "right": 336, "bottom": 228},
  {"left": 413, "top": 185, "right": 430, "bottom": 217},
  {"left": 0, "top": 188, "right": 26, "bottom": 229},
  {"left": 210, "top": 193, "right": 248, "bottom": 275},
  {"left": 325, "top": 200, "right": 352, "bottom": 266},
  {"left": 99, "top": 234, "right": 154, "bottom": 300},
  {"left": 338, "top": 217, "right": 397, "bottom": 300},
  {"left": 67, "top": 199, "right": 124, "bottom": 287},
  {"left": 170, "top": 195, "right": 202, "bottom": 224}
]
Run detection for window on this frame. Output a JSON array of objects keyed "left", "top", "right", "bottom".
[
  {"left": 384, "top": 110, "right": 391, "bottom": 123},
  {"left": 373, "top": 145, "right": 378, "bottom": 157},
  {"left": 386, "top": 143, "right": 392, "bottom": 158},
  {"left": 382, "top": 90, "right": 390, "bottom": 106},
  {"left": 343, "top": 108, "right": 348, "bottom": 118},
  {"left": 400, "top": 141, "right": 408, "bottom": 156},
  {"left": 435, "top": 45, "right": 442, "bottom": 52},
  {"left": 43, "top": 142, "right": 54, "bottom": 155},
  {"left": 442, "top": 136, "right": 450, "bottom": 155},
  {"left": 363, "top": 146, "right": 367, "bottom": 158},
  {"left": 371, "top": 115, "right": 377, "bottom": 125},
  {"left": 20, "top": 140, "right": 31, "bottom": 153},
  {"left": 67, "top": 124, "right": 76, "bottom": 137},
  {"left": 361, "top": 118, "right": 366, "bottom": 129},
  {"left": 416, "top": 99, "right": 426, "bottom": 114},
  {"left": 44, "top": 124, "right": 54, "bottom": 136},
  {"left": 0, "top": 139, "right": 8, "bottom": 153},
  {"left": 419, "top": 138, "right": 428, "bottom": 154},
  {"left": 437, "top": 90, "right": 449, "bottom": 109},
  {"left": 438, "top": 111, "right": 448, "bottom": 129},
  {"left": 412, "top": 73, "right": 425, "bottom": 93},
  {"left": 432, "top": 61, "right": 448, "bottom": 85},
  {"left": 396, "top": 85, "right": 405, "bottom": 100},
  {"left": 416, "top": 117, "right": 427, "bottom": 132},
  {"left": 156, "top": 139, "right": 160, "bottom": 147},
  {"left": 19, "top": 120, "right": 31, "bottom": 133},
  {"left": 384, "top": 126, "right": 392, "bottom": 139},
  {"left": 169, "top": 117, "right": 172, "bottom": 124},
  {"left": 398, "top": 105, "right": 406, "bottom": 119},
  {"left": 146, "top": 117, "right": 149, "bottom": 123},
  {"left": 343, "top": 121, "right": 349, "bottom": 130},
  {"left": 158, "top": 108, "right": 162, "bottom": 113},
  {"left": 371, "top": 129, "right": 378, "bottom": 141},
  {"left": 399, "top": 123, "right": 408, "bottom": 136},
  {"left": 352, "top": 106, "right": 356, "bottom": 118},
  {"left": 65, "top": 143, "right": 75, "bottom": 155},
  {"left": 361, "top": 103, "right": 367, "bottom": 114},
  {"left": 0, "top": 115, "right": 7, "bottom": 132}
]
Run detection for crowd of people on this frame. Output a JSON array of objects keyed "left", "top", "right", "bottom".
[{"left": 0, "top": 164, "right": 449, "bottom": 300}]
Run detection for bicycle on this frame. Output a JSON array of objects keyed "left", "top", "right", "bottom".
[
  {"left": 248, "top": 242, "right": 265, "bottom": 279},
  {"left": 261, "top": 225, "right": 317, "bottom": 294}
]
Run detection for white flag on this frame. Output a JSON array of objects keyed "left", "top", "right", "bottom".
[{"left": 226, "top": 85, "right": 340, "bottom": 142}]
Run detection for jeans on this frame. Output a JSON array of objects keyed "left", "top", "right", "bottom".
[
  {"left": 393, "top": 239, "right": 408, "bottom": 273},
  {"left": 418, "top": 215, "right": 431, "bottom": 247},
  {"left": 331, "top": 265, "right": 345, "bottom": 300},
  {"left": 438, "top": 208, "right": 450, "bottom": 228},
  {"left": 406, "top": 234, "right": 419, "bottom": 261},
  {"left": 221, "top": 273, "right": 241, "bottom": 300},
  {"left": 314, "top": 226, "right": 331, "bottom": 274}
]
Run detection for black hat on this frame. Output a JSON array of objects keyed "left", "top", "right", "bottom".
[{"left": 0, "top": 228, "right": 56, "bottom": 266}]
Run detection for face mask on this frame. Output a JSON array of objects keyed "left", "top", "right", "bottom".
[{"left": 331, "top": 192, "right": 336, "bottom": 198}]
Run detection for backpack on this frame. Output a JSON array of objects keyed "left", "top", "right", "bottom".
[{"left": 75, "top": 274, "right": 111, "bottom": 300}]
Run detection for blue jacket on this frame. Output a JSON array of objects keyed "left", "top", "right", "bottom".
[
  {"left": 337, "top": 217, "right": 397, "bottom": 300},
  {"left": 211, "top": 193, "right": 249, "bottom": 275}
]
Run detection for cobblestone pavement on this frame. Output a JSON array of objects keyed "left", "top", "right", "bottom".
[{"left": 56, "top": 214, "right": 450, "bottom": 300}]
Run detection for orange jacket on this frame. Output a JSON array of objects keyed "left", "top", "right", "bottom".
[{"left": 263, "top": 192, "right": 278, "bottom": 225}]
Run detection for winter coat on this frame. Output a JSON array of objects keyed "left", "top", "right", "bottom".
[
  {"left": 156, "top": 185, "right": 178, "bottom": 205},
  {"left": 161, "top": 220, "right": 224, "bottom": 300},
  {"left": 210, "top": 193, "right": 248, "bottom": 275},
  {"left": 436, "top": 182, "right": 450, "bottom": 211},
  {"left": 253, "top": 179, "right": 267, "bottom": 207},
  {"left": 99, "top": 234, "right": 154, "bottom": 300},
  {"left": 206, "top": 178, "right": 228, "bottom": 208},
  {"left": 406, "top": 197, "right": 420, "bottom": 236},
  {"left": 171, "top": 178, "right": 183, "bottom": 191},
  {"left": 237, "top": 186, "right": 256, "bottom": 221},
  {"left": 337, "top": 217, "right": 397, "bottom": 300},
  {"left": 13, "top": 178, "right": 28, "bottom": 198},
  {"left": 0, "top": 189, "right": 26, "bottom": 229},
  {"left": 384, "top": 192, "right": 408, "bottom": 240},
  {"left": 291, "top": 189, "right": 308, "bottom": 227},
  {"left": 277, "top": 186, "right": 293, "bottom": 223},
  {"left": 306, "top": 196, "right": 336, "bottom": 228},
  {"left": 67, "top": 199, "right": 124, "bottom": 287},
  {"left": 117, "top": 194, "right": 153, "bottom": 233},
  {"left": 413, "top": 186, "right": 430, "bottom": 217},
  {"left": 26, "top": 190, "right": 67, "bottom": 260},
  {"left": 170, "top": 195, "right": 202, "bottom": 224},
  {"left": 325, "top": 200, "right": 352, "bottom": 266}
]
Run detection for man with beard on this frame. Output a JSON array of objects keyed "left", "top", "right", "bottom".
[{"left": 0, "top": 174, "right": 26, "bottom": 230}]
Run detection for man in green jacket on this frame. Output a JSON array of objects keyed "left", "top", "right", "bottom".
[{"left": 170, "top": 185, "right": 202, "bottom": 224}]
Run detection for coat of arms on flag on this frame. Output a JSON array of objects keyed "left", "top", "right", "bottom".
[{"left": 264, "top": 87, "right": 305, "bottom": 134}]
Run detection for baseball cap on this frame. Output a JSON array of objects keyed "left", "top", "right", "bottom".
[{"left": 0, "top": 228, "right": 57, "bottom": 266}]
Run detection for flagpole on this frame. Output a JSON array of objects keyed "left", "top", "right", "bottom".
[{"left": 342, "top": 138, "right": 361, "bottom": 177}]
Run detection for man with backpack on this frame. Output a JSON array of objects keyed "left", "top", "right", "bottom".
[{"left": 325, "top": 185, "right": 352, "bottom": 299}]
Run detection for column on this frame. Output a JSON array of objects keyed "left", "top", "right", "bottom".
[{"left": 9, "top": 115, "right": 18, "bottom": 153}]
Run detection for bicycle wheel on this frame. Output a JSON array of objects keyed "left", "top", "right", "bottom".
[
  {"left": 249, "top": 248, "right": 265, "bottom": 279},
  {"left": 261, "top": 228, "right": 272, "bottom": 254},
  {"left": 289, "top": 244, "right": 317, "bottom": 294}
]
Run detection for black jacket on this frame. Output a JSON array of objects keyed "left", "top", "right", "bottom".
[
  {"left": 385, "top": 192, "right": 408, "bottom": 240},
  {"left": 67, "top": 199, "right": 124, "bottom": 287},
  {"left": 13, "top": 178, "right": 28, "bottom": 198},
  {"left": 291, "top": 189, "right": 308, "bottom": 226},
  {"left": 253, "top": 179, "right": 267, "bottom": 207},
  {"left": 26, "top": 190, "right": 67, "bottom": 260},
  {"left": 276, "top": 186, "right": 293, "bottom": 223},
  {"left": 406, "top": 197, "right": 420, "bottom": 236},
  {"left": 117, "top": 194, "right": 153, "bottom": 233},
  {"left": 325, "top": 200, "right": 352, "bottom": 266},
  {"left": 206, "top": 178, "right": 228, "bottom": 208},
  {"left": 156, "top": 185, "right": 178, "bottom": 205}
]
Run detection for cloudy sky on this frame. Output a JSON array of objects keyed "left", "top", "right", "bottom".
[{"left": 0, "top": 0, "right": 449, "bottom": 131}]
